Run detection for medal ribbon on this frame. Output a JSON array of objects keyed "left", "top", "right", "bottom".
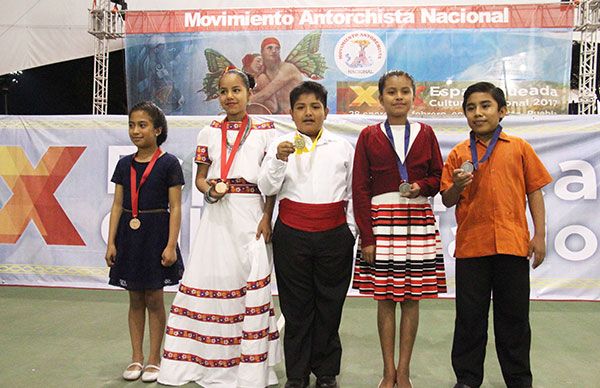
[
  {"left": 469, "top": 124, "right": 502, "bottom": 170},
  {"left": 220, "top": 115, "right": 250, "bottom": 180},
  {"left": 294, "top": 128, "right": 323, "bottom": 154},
  {"left": 130, "top": 148, "right": 162, "bottom": 220},
  {"left": 383, "top": 120, "right": 411, "bottom": 182}
]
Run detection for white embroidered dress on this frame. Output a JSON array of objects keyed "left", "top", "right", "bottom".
[{"left": 158, "top": 119, "right": 281, "bottom": 387}]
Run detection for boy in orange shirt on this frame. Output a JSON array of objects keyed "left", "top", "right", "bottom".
[{"left": 440, "top": 82, "right": 552, "bottom": 388}]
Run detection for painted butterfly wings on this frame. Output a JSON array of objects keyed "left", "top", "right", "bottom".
[
  {"left": 200, "top": 48, "right": 235, "bottom": 100},
  {"left": 285, "top": 31, "right": 327, "bottom": 80},
  {"left": 200, "top": 32, "right": 327, "bottom": 100}
]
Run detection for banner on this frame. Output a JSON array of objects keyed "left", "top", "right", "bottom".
[
  {"left": 0, "top": 114, "right": 599, "bottom": 300},
  {"left": 124, "top": 4, "right": 573, "bottom": 116}
]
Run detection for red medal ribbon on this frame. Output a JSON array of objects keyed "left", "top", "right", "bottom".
[
  {"left": 130, "top": 148, "right": 162, "bottom": 220},
  {"left": 220, "top": 115, "right": 250, "bottom": 181}
]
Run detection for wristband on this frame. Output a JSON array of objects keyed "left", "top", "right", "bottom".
[{"left": 203, "top": 186, "right": 219, "bottom": 204}]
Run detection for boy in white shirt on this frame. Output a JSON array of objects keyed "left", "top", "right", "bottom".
[{"left": 258, "top": 81, "right": 355, "bottom": 388}]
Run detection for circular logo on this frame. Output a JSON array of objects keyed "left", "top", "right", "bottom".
[{"left": 335, "top": 30, "right": 386, "bottom": 79}]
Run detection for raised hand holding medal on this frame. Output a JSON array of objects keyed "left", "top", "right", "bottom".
[
  {"left": 460, "top": 161, "right": 474, "bottom": 173},
  {"left": 452, "top": 125, "right": 503, "bottom": 192},
  {"left": 276, "top": 141, "right": 295, "bottom": 162},
  {"left": 293, "top": 129, "right": 322, "bottom": 155},
  {"left": 293, "top": 135, "right": 305, "bottom": 151}
]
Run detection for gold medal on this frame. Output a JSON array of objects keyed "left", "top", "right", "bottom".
[
  {"left": 215, "top": 181, "right": 228, "bottom": 194},
  {"left": 399, "top": 182, "right": 411, "bottom": 194},
  {"left": 129, "top": 218, "right": 141, "bottom": 230},
  {"left": 294, "top": 136, "right": 305, "bottom": 150}
]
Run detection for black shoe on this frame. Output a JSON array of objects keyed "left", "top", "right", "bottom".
[
  {"left": 316, "top": 375, "right": 338, "bottom": 388},
  {"left": 285, "top": 377, "right": 309, "bottom": 388},
  {"left": 453, "top": 384, "right": 473, "bottom": 388}
]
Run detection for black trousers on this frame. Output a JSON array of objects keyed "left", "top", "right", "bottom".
[
  {"left": 272, "top": 219, "right": 355, "bottom": 380},
  {"left": 452, "top": 255, "right": 532, "bottom": 388}
]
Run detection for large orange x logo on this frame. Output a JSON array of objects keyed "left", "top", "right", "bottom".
[
  {"left": 349, "top": 85, "right": 379, "bottom": 107},
  {"left": 0, "top": 146, "right": 86, "bottom": 245}
]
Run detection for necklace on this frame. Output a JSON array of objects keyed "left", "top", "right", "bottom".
[{"left": 225, "top": 118, "right": 252, "bottom": 150}]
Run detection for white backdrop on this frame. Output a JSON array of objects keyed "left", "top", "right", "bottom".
[
  {"left": 0, "top": 0, "right": 560, "bottom": 76},
  {"left": 0, "top": 114, "right": 598, "bottom": 300}
]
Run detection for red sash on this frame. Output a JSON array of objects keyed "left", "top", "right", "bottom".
[{"left": 279, "top": 198, "right": 347, "bottom": 232}]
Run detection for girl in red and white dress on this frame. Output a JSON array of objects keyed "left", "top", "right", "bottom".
[
  {"left": 158, "top": 68, "right": 281, "bottom": 387},
  {"left": 352, "top": 70, "right": 447, "bottom": 388}
]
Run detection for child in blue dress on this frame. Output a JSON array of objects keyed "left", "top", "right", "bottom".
[{"left": 105, "top": 101, "right": 185, "bottom": 382}]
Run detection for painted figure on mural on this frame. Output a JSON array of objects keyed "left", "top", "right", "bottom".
[
  {"left": 134, "top": 36, "right": 185, "bottom": 114},
  {"left": 242, "top": 53, "right": 278, "bottom": 114},
  {"left": 249, "top": 37, "right": 304, "bottom": 114},
  {"left": 200, "top": 31, "right": 327, "bottom": 114}
]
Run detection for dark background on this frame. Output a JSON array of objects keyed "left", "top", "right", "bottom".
[{"left": 0, "top": 50, "right": 127, "bottom": 115}]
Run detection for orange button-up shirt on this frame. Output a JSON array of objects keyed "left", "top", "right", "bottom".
[{"left": 441, "top": 131, "right": 552, "bottom": 259}]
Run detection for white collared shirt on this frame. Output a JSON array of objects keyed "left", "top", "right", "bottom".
[
  {"left": 380, "top": 121, "right": 423, "bottom": 164},
  {"left": 258, "top": 128, "right": 356, "bottom": 236}
]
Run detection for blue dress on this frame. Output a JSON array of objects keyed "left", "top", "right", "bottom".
[{"left": 109, "top": 152, "right": 185, "bottom": 290}]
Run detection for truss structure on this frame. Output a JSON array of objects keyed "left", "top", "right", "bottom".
[
  {"left": 575, "top": 0, "right": 600, "bottom": 114},
  {"left": 88, "top": 1, "right": 125, "bottom": 115}
]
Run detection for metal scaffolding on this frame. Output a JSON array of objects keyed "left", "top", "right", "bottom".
[
  {"left": 575, "top": 0, "right": 600, "bottom": 114},
  {"left": 88, "top": 0, "right": 125, "bottom": 115}
]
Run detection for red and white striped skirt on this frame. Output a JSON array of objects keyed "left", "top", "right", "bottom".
[{"left": 353, "top": 193, "right": 447, "bottom": 302}]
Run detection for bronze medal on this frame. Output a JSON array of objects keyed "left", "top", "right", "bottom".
[
  {"left": 215, "top": 181, "right": 228, "bottom": 194},
  {"left": 129, "top": 218, "right": 141, "bottom": 230},
  {"left": 399, "top": 182, "right": 411, "bottom": 194}
]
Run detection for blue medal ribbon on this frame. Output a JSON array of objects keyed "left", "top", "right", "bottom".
[
  {"left": 469, "top": 124, "right": 502, "bottom": 170},
  {"left": 383, "top": 120, "right": 411, "bottom": 182}
]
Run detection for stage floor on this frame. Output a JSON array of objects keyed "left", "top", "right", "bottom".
[{"left": 1, "top": 286, "right": 597, "bottom": 387}]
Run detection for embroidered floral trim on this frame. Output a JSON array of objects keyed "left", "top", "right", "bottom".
[
  {"left": 195, "top": 145, "right": 210, "bottom": 164},
  {"left": 178, "top": 283, "right": 246, "bottom": 299},
  {"left": 162, "top": 350, "right": 269, "bottom": 367},
  {"left": 166, "top": 326, "right": 241, "bottom": 345},
  {"left": 170, "top": 305, "right": 245, "bottom": 324},
  {"left": 245, "top": 302, "right": 271, "bottom": 316},
  {"left": 247, "top": 274, "right": 270, "bottom": 290},
  {"left": 177, "top": 275, "right": 270, "bottom": 300},
  {"left": 166, "top": 326, "right": 280, "bottom": 343}
]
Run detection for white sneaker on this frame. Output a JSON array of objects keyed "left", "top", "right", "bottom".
[
  {"left": 122, "top": 362, "right": 143, "bottom": 381},
  {"left": 141, "top": 364, "right": 160, "bottom": 383}
]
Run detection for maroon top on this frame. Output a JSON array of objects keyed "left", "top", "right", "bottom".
[{"left": 352, "top": 122, "right": 443, "bottom": 247}]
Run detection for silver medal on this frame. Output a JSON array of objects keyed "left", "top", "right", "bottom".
[
  {"left": 461, "top": 161, "right": 475, "bottom": 173},
  {"left": 399, "top": 182, "right": 411, "bottom": 194}
]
